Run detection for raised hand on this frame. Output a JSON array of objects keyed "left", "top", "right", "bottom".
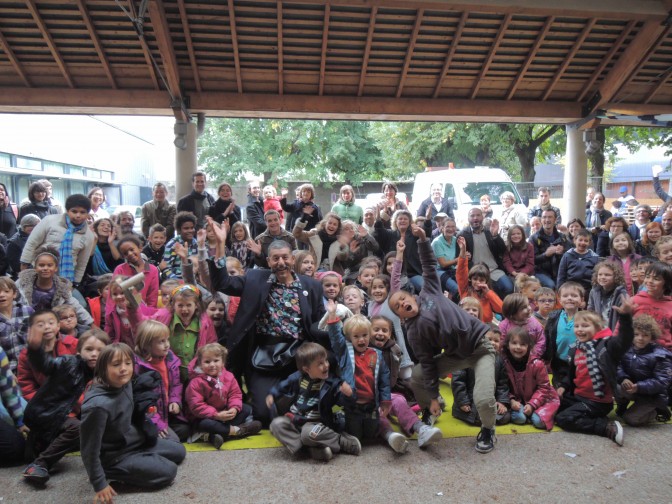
[
  {"left": 246, "top": 239, "right": 262, "bottom": 256},
  {"left": 327, "top": 299, "right": 337, "bottom": 317},
  {"left": 173, "top": 242, "right": 188, "bottom": 260},
  {"left": 613, "top": 297, "right": 637, "bottom": 315},
  {"left": 396, "top": 239, "right": 406, "bottom": 254},
  {"left": 410, "top": 224, "right": 426, "bottom": 240},
  {"left": 303, "top": 205, "right": 315, "bottom": 216},
  {"left": 196, "top": 228, "right": 207, "bottom": 246},
  {"left": 206, "top": 216, "right": 226, "bottom": 244},
  {"left": 490, "top": 218, "right": 500, "bottom": 237}
]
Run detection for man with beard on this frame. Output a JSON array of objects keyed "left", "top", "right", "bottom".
[
  {"left": 389, "top": 224, "right": 498, "bottom": 454},
  {"left": 115, "top": 210, "right": 146, "bottom": 246},
  {"left": 207, "top": 217, "right": 325, "bottom": 426},
  {"left": 177, "top": 171, "right": 215, "bottom": 230}
]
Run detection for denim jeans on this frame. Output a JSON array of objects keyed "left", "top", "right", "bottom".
[
  {"left": 535, "top": 272, "right": 556, "bottom": 289},
  {"left": 510, "top": 409, "right": 545, "bottom": 429},
  {"left": 493, "top": 274, "right": 514, "bottom": 298}
]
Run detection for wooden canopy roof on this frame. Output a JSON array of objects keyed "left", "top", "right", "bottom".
[{"left": 1, "top": 0, "right": 671, "bottom": 124}]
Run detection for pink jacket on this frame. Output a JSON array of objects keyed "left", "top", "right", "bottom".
[
  {"left": 185, "top": 367, "right": 243, "bottom": 419},
  {"left": 134, "top": 350, "right": 184, "bottom": 431},
  {"left": 503, "top": 356, "right": 560, "bottom": 430},
  {"left": 113, "top": 262, "right": 160, "bottom": 308},
  {"left": 499, "top": 316, "right": 546, "bottom": 360},
  {"left": 632, "top": 291, "right": 672, "bottom": 350},
  {"left": 105, "top": 302, "right": 142, "bottom": 347}
]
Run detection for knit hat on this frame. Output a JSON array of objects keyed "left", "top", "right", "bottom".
[{"left": 19, "top": 213, "right": 41, "bottom": 230}]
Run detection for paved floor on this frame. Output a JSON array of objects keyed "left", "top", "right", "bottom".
[{"left": 1, "top": 425, "right": 670, "bottom": 504}]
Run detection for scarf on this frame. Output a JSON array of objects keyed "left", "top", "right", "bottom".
[
  {"left": 59, "top": 215, "right": 86, "bottom": 282},
  {"left": 317, "top": 230, "right": 339, "bottom": 263},
  {"left": 576, "top": 340, "right": 606, "bottom": 398},
  {"left": 91, "top": 245, "right": 112, "bottom": 275},
  {"left": 191, "top": 190, "right": 207, "bottom": 201}
]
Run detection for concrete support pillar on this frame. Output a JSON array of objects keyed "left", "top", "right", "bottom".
[
  {"left": 564, "top": 124, "right": 588, "bottom": 224},
  {"left": 175, "top": 121, "right": 198, "bottom": 201}
]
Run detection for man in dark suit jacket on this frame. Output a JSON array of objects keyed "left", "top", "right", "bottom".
[
  {"left": 585, "top": 192, "right": 612, "bottom": 250},
  {"left": 176, "top": 171, "right": 215, "bottom": 230},
  {"left": 457, "top": 207, "right": 513, "bottom": 298},
  {"left": 415, "top": 183, "right": 455, "bottom": 231},
  {"left": 209, "top": 222, "right": 325, "bottom": 425},
  {"left": 245, "top": 181, "right": 267, "bottom": 239}
]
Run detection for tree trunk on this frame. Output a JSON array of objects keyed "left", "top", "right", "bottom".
[
  {"left": 587, "top": 127, "right": 606, "bottom": 191},
  {"left": 514, "top": 144, "right": 537, "bottom": 183}
]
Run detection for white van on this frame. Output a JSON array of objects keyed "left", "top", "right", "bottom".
[{"left": 410, "top": 166, "right": 525, "bottom": 228}]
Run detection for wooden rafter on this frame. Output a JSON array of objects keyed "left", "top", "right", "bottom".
[
  {"left": 396, "top": 8, "right": 424, "bottom": 99},
  {"left": 0, "top": 29, "right": 31, "bottom": 87},
  {"left": 357, "top": 6, "right": 377, "bottom": 97},
  {"left": 542, "top": 18, "right": 596, "bottom": 100},
  {"left": 277, "top": 1, "right": 284, "bottom": 96},
  {"left": 24, "top": 0, "right": 74, "bottom": 88},
  {"left": 75, "top": 0, "right": 116, "bottom": 89},
  {"left": 432, "top": 11, "right": 467, "bottom": 99},
  {"left": 470, "top": 13, "right": 511, "bottom": 99},
  {"left": 228, "top": 0, "right": 243, "bottom": 94},
  {"left": 506, "top": 15, "right": 553, "bottom": 100},
  {"left": 591, "top": 21, "right": 670, "bottom": 110},
  {"left": 319, "top": 4, "right": 330, "bottom": 96},
  {"left": 148, "top": 0, "right": 182, "bottom": 98},
  {"left": 644, "top": 65, "right": 672, "bottom": 103},
  {"left": 127, "top": 0, "right": 160, "bottom": 90},
  {"left": 177, "top": 0, "right": 201, "bottom": 93},
  {"left": 576, "top": 20, "right": 635, "bottom": 103}
]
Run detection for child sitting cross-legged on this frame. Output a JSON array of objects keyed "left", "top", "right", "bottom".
[
  {"left": 186, "top": 343, "right": 261, "bottom": 449},
  {"left": 267, "top": 342, "right": 362, "bottom": 461},
  {"left": 326, "top": 301, "right": 392, "bottom": 446},
  {"left": 499, "top": 293, "right": 546, "bottom": 360},
  {"left": 502, "top": 326, "right": 559, "bottom": 430},
  {"left": 555, "top": 301, "right": 636, "bottom": 446},
  {"left": 616, "top": 314, "right": 672, "bottom": 426}
]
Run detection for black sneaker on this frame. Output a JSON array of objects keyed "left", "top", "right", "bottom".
[
  {"left": 211, "top": 434, "right": 224, "bottom": 450},
  {"left": 237, "top": 420, "right": 262, "bottom": 438},
  {"left": 605, "top": 421, "right": 624, "bottom": 446},
  {"left": 614, "top": 402, "right": 628, "bottom": 418},
  {"left": 23, "top": 463, "right": 50, "bottom": 485},
  {"left": 656, "top": 407, "right": 671, "bottom": 423},
  {"left": 338, "top": 432, "right": 362, "bottom": 455},
  {"left": 475, "top": 427, "right": 496, "bottom": 453}
]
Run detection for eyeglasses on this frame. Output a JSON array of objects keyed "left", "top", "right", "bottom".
[{"left": 537, "top": 298, "right": 555, "bottom": 304}]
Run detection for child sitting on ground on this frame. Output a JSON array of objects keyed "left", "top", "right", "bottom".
[
  {"left": 186, "top": 343, "right": 261, "bottom": 449},
  {"left": 532, "top": 287, "right": 556, "bottom": 328},
  {"left": 632, "top": 262, "right": 672, "bottom": 350},
  {"left": 499, "top": 293, "right": 546, "bottom": 359},
  {"left": 458, "top": 296, "right": 484, "bottom": 322},
  {"left": 556, "top": 229, "right": 601, "bottom": 297},
  {"left": 143, "top": 223, "right": 168, "bottom": 270},
  {"left": 0, "top": 346, "right": 28, "bottom": 466},
  {"left": 267, "top": 342, "right": 362, "bottom": 461},
  {"left": 555, "top": 302, "right": 635, "bottom": 446},
  {"left": 502, "top": 327, "right": 559, "bottom": 430},
  {"left": 326, "top": 301, "right": 392, "bottom": 444},
  {"left": 514, "top": 274, "right": 541, "bottom": 312},
  {"left": 616, "top": 314, "right": 672, "bottom": 426},
  {"left": 456, "top": 236, "right": 503, "bottom": 324},
  {"left": 587, "top": 260, "right": 627, "bottom": 332},
  {"left": 17, "top": 304, "right": 78, "bottom": 401},
  {"left": 452, "top": 328, "right": 511, "bottom": 426}
]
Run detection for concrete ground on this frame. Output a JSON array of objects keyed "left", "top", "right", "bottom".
[{"left": 1, "top": 425, "right": 670, "bottom": 504}]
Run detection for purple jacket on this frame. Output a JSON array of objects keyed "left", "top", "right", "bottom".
[
  {"left": 134, "top": 351, "right": 184, "bottom": 431},
  {"left": 185, "top": 367, "right": 243, "bottom": 419},
  {"left": 617, "top": 343, "right": 672, "bottom": 408},
  {"left": 503, "top": 355, "right": 560, "bottom": 430},
  {"left": 502, "top": 244, "right": 535, "bottom": 276}
]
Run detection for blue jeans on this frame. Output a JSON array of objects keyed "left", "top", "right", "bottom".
[
  {"left": 409, "top": 275, "right": 425, "bottom": 292},
  {"left": 511, "top": 409, "right": 545, "bottom": 429},
  {"left": 494, "top": 273, "right": 514, "bottom": 298},
  {"left": 440, "top": 271, "right": 459, "bottom": 299},
  {"left": 535, "top": 272, "right": 556, "bottom": 289}
]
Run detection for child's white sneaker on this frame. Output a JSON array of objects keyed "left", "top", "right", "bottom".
[
  {"left": 387, "top": 432, "right": 409, "bottom": 454},
  {"left": 417, "top": 424, "right": 442, "bottom": 448},
  {"left": 606, "top": 420, "right": 624, "bottom": 446}
]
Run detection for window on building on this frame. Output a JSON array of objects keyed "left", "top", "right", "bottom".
[{"left": 16, "top": 157, "right": 42, "bottom": 171}]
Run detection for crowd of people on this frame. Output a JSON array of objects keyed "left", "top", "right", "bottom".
[{"left": 1, "top": 168, "right": 671, "bottom": 501}]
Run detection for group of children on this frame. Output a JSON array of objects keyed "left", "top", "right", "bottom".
[{"left": 2, "top": 198, "right": 672, "bottom": 500}]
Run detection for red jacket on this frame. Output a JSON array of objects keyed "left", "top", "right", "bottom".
[
  {"left": 503, "top": 355, "right": 560, "bottom": 430},
  {"left": 185, "top": 367, "right": 243, "bottom": 419},
  {"left": 632, "top": 292, "right": 672, "bottom": 350},
  {"left": 502, "top": 244, "right": 535, "bottom": 276},
  {"left": 17, "top": 335, "right": 78, "bottom": 401}
]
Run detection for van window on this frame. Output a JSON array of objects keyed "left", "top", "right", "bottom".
[
  {"left": 443, "top": 184, "right": 455, "bottom": 200},
  {"left": 462, "top": 182, "right": 519, "bottom": 205}
]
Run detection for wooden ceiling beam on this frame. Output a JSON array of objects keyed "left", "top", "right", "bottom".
[
  {"left": 0, "top": 87, "right": 585, "bottom": 123},
  {"left": 127, "top": 0, "right": 160, "bottom": 90},
  {"left": 75, "top": 0, "right": 116, "bottom": 89},
  {"left": 470, "top": 13, "right": 511, "bottom": 99},
  {"left": 0, "top": 29, "right": 31, "bottom": 87},
  {"left": 24, "top": 0, "right": 74, "bottom": 88},
  {"left": 644, "top": 65, "right": 672, "bottom": 103},
  {"left": 506, "top": 15, "right": 553, "bottom": 100},
  {"left": 319, "top": 4, "right": 330, "bottom": 96},
  {"left": 432, "top": 11, "right": 467, "bottom": 98},
  {"left": 227, "top": 0, "right": 243, "bottom": 94},
  {"left": 177, "top": 0, "right": 201, "bottom": 93},
  {"left": 277, "top": 1, "right": 284, "bottom": 96},
  {"left": 357, "top": 6, "right": 377, "bottom": 97},
  {"left": 396, "top": 8, "right": 424, "bottom": 99},
  {"left": 542, "top": 18, "right": 596, "bottom": 101},
  {"left": 589, "top": 21, "right": 670, "bottom": 111},
  {"left": 576, "top": 20, "right": 635, "bottom": 103}
]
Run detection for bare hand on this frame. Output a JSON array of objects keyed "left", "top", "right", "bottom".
[
  {"left": 621, "top": 379, "right": 635, "bottom": 392},
  {"left": 613, "top": 297, "right": 637, "bottom": 315},
  {"left": 19, "top": 425, "right": 30, "bottom": 438},
  {"left": 265, "top": 394, "right": 274, "bottom": 408},
  {"left": 556, "top": 387, "right": 565, "bottom": 398},
  {"left": 410, "top": 224, "right": 426, "bottom": 240},
  {"left": 523, "top": 404, "right": 534, "bottom": 416},
  {"left": 496, "top": 402, "right": 507, "bottom": 415},
  {"left": 490, "top": 218, "right": 500, "bottom": 236},
  {"left": 26, "top": 325, "right": 43, "bottom": 350},
  {"left": 340, "top": 381, "right": 353, "bottom": 397},
  {"left": 281, "top": 188, "right": 289, "bottom": 197},
  {"left": 327, "top": 299, "right": 337, "bottom": 317},
  {"left": 94, "top": 485, "right": 117, "bottom": 504},
  {"left": 510, "top": 399, "right": 521, "bottom": 412},
  {"left": 197, "top": 228, "right": 207, "bottom": 245},
  {"left": 247, "top": 239, "right": 262, "bottom": 255},
  {"left": 357, "top": 225, "right": 368, "bottom": 236},
  {"left": 206, "top": 216, "right": 227, "bottom": 244},
  {"left": 379, "top": 402, "right": 391, "bottom": 418},
  {"left": 396, "top": 239, "right": 406, "bottom": 253},
  {"left": 169, "top": 402, "right": 180, "bottom": 414},
  {"left": 457, "top": 236, "right": 466, "bottom": 251},
  {"left": 107, "top": 228, "right": 116, "bottom": 244},
  {"left": 460, "top": 404, "right": 471, "bottom": 413},
  {"left": 173, "top": 242, "right": 188, "bottom": 260},
  {"left": 652, "top": 164, "right": 665, "bottom": 177},
  {"left": 429, "top": 398, "right": 442, "bottom": 417}
]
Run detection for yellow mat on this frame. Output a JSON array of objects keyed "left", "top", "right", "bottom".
[{"left": 186, "top": 379, "right": 560, "bottom": 452}]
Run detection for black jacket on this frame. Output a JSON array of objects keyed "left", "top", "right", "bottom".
[
  {"left": 0, "top": 205, "right": 17, "bottom": 238},
  {"left": 7, "top": 230, "right": 28, "bottom": 277},
  {"left": 530, "top": 228, "right": 571, "bottom": 280},
  {"left": 19, "top": 201, "right": 59, "bottom": 221},
  {"left": 458, "top": 227, "right": 506, "bottom": 272},
  {"left": 208, "top": 198, "right": 241, "bottom": 227},
  {"left": 415, "top": 197, "right": 455, "bottom": 222},
  {"left": 245, "top": 194, "right": 267, "bottom": 240},
  {"left": 452, "top": 354, "right": 509, "bottom": 409},
  {"left": 281, "top": 198, "right": 322, "bottom": 234}
]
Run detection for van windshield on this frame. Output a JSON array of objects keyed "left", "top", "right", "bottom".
[{"left": 461, "top": 182, "right": 520, "bottom": 205}]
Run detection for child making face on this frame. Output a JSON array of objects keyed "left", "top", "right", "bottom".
[
  {"left": 342, "top": 285, "right": 365, "bottom": 315},
  {"left": 54, "top": 305, "right": 78, "bottom": 338}
]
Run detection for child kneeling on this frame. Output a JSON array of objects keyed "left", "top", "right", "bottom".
[
  {"left": 267, "top": 342, "right": 362, "bottom": 461},
  {"left": 185, "top": 343, "right": 261, "bottom": 449}
]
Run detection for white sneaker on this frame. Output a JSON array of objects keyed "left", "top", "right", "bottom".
[
  {"left": 387, "top": 432, "right": 409, "bottom": 454},
  {"left": 417, "top": 424, "right": 442, "bottom": 448}
]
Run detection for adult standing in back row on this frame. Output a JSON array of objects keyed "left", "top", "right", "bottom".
[
  {"left": 177, "top": 171, "right": 215, "bottom": 231},
  {"left": 141, "top": 182, "right": 176, "bottom": 239},
  {"left": 528, "top": 186, "right": 562, "bottom": 225}
]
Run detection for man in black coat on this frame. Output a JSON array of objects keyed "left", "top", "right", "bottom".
[
  {"left": 415, "top": 183, "right": 455, "bottom": 230},
  {"left": 245, "top": 181, "right": 267, "bottom": 239},
  {"left": 177, "top": 171, "right": 215, "bottom": 230},
  {"left": 208, "top": 218, "right": 325, "bottom": 425}
]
